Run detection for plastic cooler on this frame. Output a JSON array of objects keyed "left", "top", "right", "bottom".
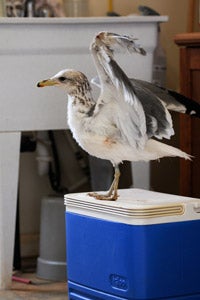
[{"left": 64, "top": 189, "right": 200, "bottom": 300}]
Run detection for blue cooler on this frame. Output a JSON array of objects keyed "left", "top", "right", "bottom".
[{"left": 64, "top": 189, "right": 200, "bottom": 300}]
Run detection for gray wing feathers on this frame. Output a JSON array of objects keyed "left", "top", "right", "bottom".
[
  {"left": 103, "top": 53, "right": 147, "bottom": 148},
  {"left": 131, "top": 80, "right": 174, "bottom": 139},
  {"left": 133, "top": 79, "right": 186, "bottom": 113}
]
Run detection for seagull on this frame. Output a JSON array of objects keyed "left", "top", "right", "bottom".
[{"left": 37, "top": 31, "right": 200, "bottom": 201}]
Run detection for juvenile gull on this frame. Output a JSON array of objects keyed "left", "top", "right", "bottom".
[{"left": 37, "top": 32, "right": 200, "bottom": 200}]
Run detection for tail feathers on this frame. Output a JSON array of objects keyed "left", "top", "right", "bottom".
[{"left": 146, "top": 139, "right": 192, "bottom": 161}]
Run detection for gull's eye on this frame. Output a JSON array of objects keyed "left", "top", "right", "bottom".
[{"left": 58, "top": 76, "right": 66, "bottom": 82}]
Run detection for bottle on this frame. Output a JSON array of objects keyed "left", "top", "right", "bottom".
[
  {"left": 138, "top": 5, "right": 167, "bottom": 87},
  {"left": 152, "top": 25, "right": 167, "bottom": 87},
  {"left": 64, "top": 0, "right": 89, "bottom": 17},
  {"left": 24, "top": 0, "right": 35, "bottom": 17},
  {"left": 0, "top": 1, "right": 5, "bottom": 16}
]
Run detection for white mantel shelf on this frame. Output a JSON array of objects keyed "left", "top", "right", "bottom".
[
  {"left": 0, "top": 16, "right": 168, "bottom": 290},
  {"left": 0, "top": 15, "right": 168, "bottom": 24}
]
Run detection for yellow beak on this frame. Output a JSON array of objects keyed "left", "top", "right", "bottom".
[{"left": 37, "top": 78, "right": 57, "bottom": 88}]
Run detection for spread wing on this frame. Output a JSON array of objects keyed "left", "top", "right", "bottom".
[
  {"left": 90, "top": 32, "right": 174, "bottom": 147},
  {"left": 90, "top": 32, "right": 147, "bottom": 149}
]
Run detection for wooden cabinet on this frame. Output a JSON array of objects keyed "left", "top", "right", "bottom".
[{"left": 174, "top": 33, "right": 200, "bottom": 198}]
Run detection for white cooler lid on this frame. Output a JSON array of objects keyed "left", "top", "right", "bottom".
[{"left": 64, "top": 189, "right": 200, "bottom": 225}]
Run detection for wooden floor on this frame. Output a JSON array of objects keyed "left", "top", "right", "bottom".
[{"left": 0, "top": 273, "right": 68, "bottom": 300}]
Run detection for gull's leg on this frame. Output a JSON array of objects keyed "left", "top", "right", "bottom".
[
  {"left": 111, "top": 165, "right": 120, "bottom": 199},
  {"left": 88, "top": 165, "right": 120, "bottom": 201}
]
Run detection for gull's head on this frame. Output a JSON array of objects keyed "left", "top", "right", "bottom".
[{"left": 37, "top": 69, "right": 91, "bottom": 95}]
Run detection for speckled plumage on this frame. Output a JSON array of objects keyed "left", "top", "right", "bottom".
[{"left": 37, "top": 32, "right": 200, "bottom": 200}]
